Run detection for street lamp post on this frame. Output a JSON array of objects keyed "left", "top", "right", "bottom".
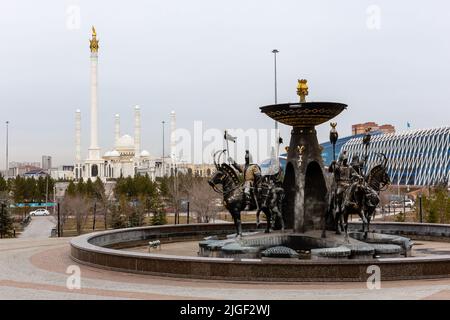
[
  {"left": 272, "top": 49, "right": 280, "bottom": 169},
  {"left": 162, "top": 120, "right": 165, "bottom": 177},
  {"left": 419, "top": 193, "right": 423, "bottom": 223},
  {"left": 45, "top": 174, "right": 49, "bottom": 211},
  {"left": 187, "top": 200, "right": 190, "bottom": 224},
  {"left": 5, "top": 121, "right": 9, "bottom": 178},
  {"left": 272, "top": 49, "right": 279, "bottom": 107}
]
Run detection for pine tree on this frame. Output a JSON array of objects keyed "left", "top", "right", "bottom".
[
  {"left": 66, "top": 180, "right": 77, "bottom": 197},
  {"left": 0, "top": 175, "right": 7, "bottom": 192},
  {"left": 85, "top": 178, "right": 95, "bottom": 197},
  {"left": 12, "top": 176, "right": 25, "bottom": 203},
  {"left": 76, "top": 178, "right": 86, "bottom": 195},
  {"left": 150, "top": 191, "right": 167, "bottom": 225},
  {"left": 0, "top": 201, "right": 13, "bottom": 238},
  {"left": 109, "top": 203, "right": 125, "bottom": 229},
  {"left": 93, "top": 178, "right": 105, "bottom": 200}
]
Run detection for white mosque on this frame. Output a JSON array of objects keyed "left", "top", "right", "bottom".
[{"left": 73, "top": 27, "right": 178, "bottom": 181}]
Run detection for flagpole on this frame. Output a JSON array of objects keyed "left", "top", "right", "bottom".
[{"left": 224, "top": 130, "right": 230, "bottom": 164}]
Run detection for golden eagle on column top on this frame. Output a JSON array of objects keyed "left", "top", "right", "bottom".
[{"left": 90, "top": 26, "right": 99, "bottom": 53}]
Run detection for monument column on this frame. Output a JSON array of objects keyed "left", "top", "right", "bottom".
[{"left": 88, "top": 26, "right": 100, "bottom": 161}]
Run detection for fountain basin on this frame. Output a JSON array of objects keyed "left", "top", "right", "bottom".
[{"left": 260, "top": 102, "right": 347, "bottom": 127}]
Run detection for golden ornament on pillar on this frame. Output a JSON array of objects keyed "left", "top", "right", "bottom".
[
  {"left": 297, "top": 145, "right": 305, "bottom": 155},
  {"left": 297, "top": 79, "right": 308, "bottom": 103},
  {"left": 89, "top": 26, "right": 99, "bottom": 53}
]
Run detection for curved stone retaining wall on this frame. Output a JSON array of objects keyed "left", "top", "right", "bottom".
[
  {"left": 350, "top": 222, "right": 450, "bottom": 241},
  {"left": 70, "top": 222, "right": 450, "bottom": 282}
]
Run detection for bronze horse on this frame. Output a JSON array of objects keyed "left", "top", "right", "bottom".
[
  {"left": 323, "top": 153, "right": 390, "bottom": 238},
  {"left": 255, "top": 174, "right": 285, "bottom": 233},
  {"left": 208, "top": 150, "right": 284, "bottom": 235},
  {"left": 341, "top": 175, "right": 368, "bottom": 237},
  {"left": 363, "top": 153, "right": 390, "bottom": 231}
]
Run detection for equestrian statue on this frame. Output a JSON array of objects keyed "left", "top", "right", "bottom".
[{"left": 208, "top": 149, "right": 285, "bottom": 235}]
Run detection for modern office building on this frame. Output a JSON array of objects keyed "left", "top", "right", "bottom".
[
  {"left": 351, "top": 122, "right": 395, "bottom": 135},
  {"left": 260, "top": 125, "right": 449, "bottom": 188}
]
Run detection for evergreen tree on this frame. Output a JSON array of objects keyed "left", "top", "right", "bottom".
[
  {"left": 150, "top": 191, "right": 167, "bottom": 225},
  {"left": 85, "top": 178, "right": 95, "bottom": 197},
  {"left": 0, "top": 201, "right": 13, "bottom": 238},
  {"left": 0, "top": 175, "right": 7, "bottom": 192},
  {"left": 37, "top": 176, "right": 46, "bottom": 201},
  {"left": 76, "top": 178, "right": 86, "bottom": 195},
  {"left": 12, "top": 176, "right": 25, "bottom": 203},
  {"left": 93, "top": 178, "right": 105, "bottom": 200},
  {"left": 109, "top": 202, "right": 126, "bottom": 229},
  {"left": 66, "top": 180, "right": 77, "bottom": 197}
]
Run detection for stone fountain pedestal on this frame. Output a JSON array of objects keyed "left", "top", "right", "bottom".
[{"left": 260, "top": 101, "right": 347, "bottom": 233}]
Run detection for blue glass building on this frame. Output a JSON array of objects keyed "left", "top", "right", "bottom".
[
  {"left": 341, "top": 126, "right": 450, "bottom": 186},
  {"left": 259, "top": 126, "right": 449, "bottom": 187}
]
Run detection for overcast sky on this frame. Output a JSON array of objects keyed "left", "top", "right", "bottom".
[{"left": 0, "top": 0, "right": 449, "bottom": 167}]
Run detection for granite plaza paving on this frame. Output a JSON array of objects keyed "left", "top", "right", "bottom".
[{"left": 3, "top": 231, "right": 450, "bottom": 299}]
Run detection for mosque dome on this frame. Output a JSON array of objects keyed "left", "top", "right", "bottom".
[
  {"left": 140, "top": 150, "right": 150, "bottom": 158},
  {"left": 110, "top": 150, "right": 120, "bottom": 158},
  {"left": 116, "top": 134, "right": 134, "bottom": 149}
]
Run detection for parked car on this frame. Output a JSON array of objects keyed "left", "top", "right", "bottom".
[
  {"left": 389, "top": 201, "right": 402, "bottom": 208},
  {"left": 30, "top": 208, "right": 50, "bottom": 216},
  {"left": 404, "top": 199, "right": 415, "bottom": 208}
]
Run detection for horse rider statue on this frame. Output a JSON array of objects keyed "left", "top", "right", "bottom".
[
  {"left": 329, "top": 151, "right": 362, "bottom": 233},
  {"left": 350, "top": 153, "right": 366, "bottom": 176},
  {"left": 350, "top": 153, "right": 380, "bottom": 208},
  {"left": 334, "top": 152, "right": 360, "bottom": 199},
  {"left": 229, "top": 150, "right": 261, "bottom": 210}
]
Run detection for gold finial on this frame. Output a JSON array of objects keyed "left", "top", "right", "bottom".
[
  {"left": 297, "top": 79, "right": 308, "bottom": 103},
  {"left": 90, "top": 26, "right": 99, "bottom": 53}
]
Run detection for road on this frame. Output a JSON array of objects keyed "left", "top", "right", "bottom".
[{"left": 19, "top": 215, "right": 56, "bottom": 239}]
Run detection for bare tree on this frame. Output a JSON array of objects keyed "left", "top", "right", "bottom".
[
  {"left": 187, "top": 178, "right": 222, "bottom": 223},
  {"left": 62, "top": 195, "right": 90, "bottom": 235}
]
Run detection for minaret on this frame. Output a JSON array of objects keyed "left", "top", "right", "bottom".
[
  {"left": 88, "top": 26, "right": 100, "bottom": 161},
  {"left": 75, "top": 109, "right": 81, "bottom": 163},
  {"left": 75, "top": 109, "right": 81, "bottom": 180},
  {"left": 134, "top": 105, "right": 141, "bottom": 159},
  {"left": 170, "top": 110, "right": 176, "bottom": 163},
  {"left": 114, "top": 114, "right": 120, "bottom": 147}
]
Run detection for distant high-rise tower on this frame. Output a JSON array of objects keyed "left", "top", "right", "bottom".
[{"left": 42, "top": 155, "right": 52, "bottom": 170}]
